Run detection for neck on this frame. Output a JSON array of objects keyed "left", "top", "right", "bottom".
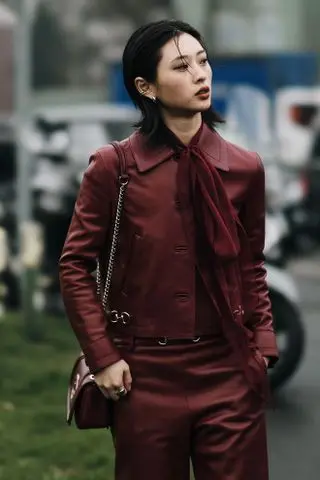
[{"left": 162, "top": 112, "right": 202, "bottom": 145}]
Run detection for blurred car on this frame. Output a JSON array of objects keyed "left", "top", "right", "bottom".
[{"left": 32, "top": 102, "right": 139, "bottom": 175}]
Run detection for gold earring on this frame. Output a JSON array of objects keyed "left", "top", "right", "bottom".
[{"left": 150, "top": 95, "right": 156, "bottom": 102}]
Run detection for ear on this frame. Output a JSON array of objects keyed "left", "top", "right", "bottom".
[{"left": 134, "top": 77, "right": 156, "bottom": 101}]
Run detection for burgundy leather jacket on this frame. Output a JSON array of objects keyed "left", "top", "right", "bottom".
[{"left": 59, "top": 125, "right": 278, "bottom": 372}]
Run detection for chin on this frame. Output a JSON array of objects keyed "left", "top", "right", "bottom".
[
  {"left": 193, "top": 99, "right": 212, "bottom": 112},
  {"left": 170, "top": 101, "right": 211, "bottom": 117},
  {"left": 199, "top": 104, "right": 211, "bottom": 112},
  {"left": 201, "top": 100, "right": 212, "bottom": 111}
]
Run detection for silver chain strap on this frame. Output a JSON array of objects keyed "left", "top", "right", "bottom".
[{"left": 96, "top": 175, "right": 129, "bottom": 312}]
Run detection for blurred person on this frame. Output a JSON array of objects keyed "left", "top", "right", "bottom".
[{"left": 59, "top": 19, "right": 278, "bottom": 480}]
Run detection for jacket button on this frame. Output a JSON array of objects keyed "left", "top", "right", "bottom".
[
  {"left": 174, "top": 292, "right": 190, "bottom": 302},
  {"left": 174, "top": 199, "right": 182, "bottom": 209},
  {"left": 174, "top": 245, "right": 188, "bottom": 253}
]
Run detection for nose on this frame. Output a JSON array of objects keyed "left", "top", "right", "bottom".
[{"left": 192, "top": 65, "right": 206, "bottom": 84}]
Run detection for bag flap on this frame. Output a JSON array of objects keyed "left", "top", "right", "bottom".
[{"left": 66, "top": 352, "right": 93, "bottom": 424}]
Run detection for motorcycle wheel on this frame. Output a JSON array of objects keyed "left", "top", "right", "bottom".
[{"left": 268, "top": 290, "right": 305, "bottom": 391}]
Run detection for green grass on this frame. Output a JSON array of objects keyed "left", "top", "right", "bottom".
[{"left": 0, "top": 312, "right": 115, "bottom": 480}]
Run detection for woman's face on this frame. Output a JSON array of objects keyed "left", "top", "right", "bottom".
[{"left": 153, "top": 33, "right": 212, "bottom": 115}]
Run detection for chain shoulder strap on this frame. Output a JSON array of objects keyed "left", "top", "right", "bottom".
[{"left": 96, "top": 141, "right": 129, "bottom": 312}]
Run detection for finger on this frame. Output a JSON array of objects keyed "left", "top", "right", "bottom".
[
  {"left": 97, "top": 385, "right": 111, "bottom": 399},
  {"left": 123, "top": 368, "right": 132, "bottom": 392},
  {"left": 100, "top": 385, "right": 120, "bottom": 401},
  {"left": 109, "top": 388, "right": 122, "bottom": 402}
]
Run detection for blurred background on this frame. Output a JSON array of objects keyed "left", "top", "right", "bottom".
[{"left": 1, "top": 0, "right": 320, "bottom": 478}]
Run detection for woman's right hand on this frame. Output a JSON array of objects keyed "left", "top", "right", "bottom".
[{"left": 94, "top": 359, "right": 132, "bottom": 401}]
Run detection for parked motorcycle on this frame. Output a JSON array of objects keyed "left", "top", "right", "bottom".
[
  {"left": 31, "top": 130, "right": 75, "bottom": 316},
  {"left": 265, "top": 213, "right": 305, "bottom": 391}
]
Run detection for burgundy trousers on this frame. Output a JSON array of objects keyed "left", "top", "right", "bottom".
[{"left": 111, "top": 334, "right": 269, "bottom": 480}]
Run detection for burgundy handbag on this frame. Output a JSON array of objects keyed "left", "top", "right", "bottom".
[
  {"left": 66, "top": 353, "right": 113, "bottom": 429},
  {"left": 66, "top": 141, "right": 129, "bottom": 429}
]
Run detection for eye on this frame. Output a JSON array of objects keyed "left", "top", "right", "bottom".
[
  {"left": 174, "top": 63, "right": 189, "bottom": 71},
  {"left": 200, "top": 57, "right": 208, "bottom": 65}
]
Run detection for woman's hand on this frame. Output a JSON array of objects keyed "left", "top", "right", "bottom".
[{"left": 94, "top": 359, "right": 132, "bottom": 401}]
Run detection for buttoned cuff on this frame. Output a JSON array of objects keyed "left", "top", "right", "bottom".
[{"left": 83, "top": 336, "right": 122, "bottom": 373}]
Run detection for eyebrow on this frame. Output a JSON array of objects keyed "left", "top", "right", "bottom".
[{"left": 171, "top": 49, "right": 206, "bottom": 64}]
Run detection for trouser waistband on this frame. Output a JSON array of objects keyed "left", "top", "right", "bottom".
[{"left": 112, "top": 334, "right": 219, "bottom": 347}]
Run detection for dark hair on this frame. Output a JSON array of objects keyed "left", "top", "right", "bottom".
[{"left": 122, "top": 19, "right": 224, "bottom": 145}]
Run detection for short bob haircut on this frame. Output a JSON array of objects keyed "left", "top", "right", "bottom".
[{"left": 122, "top": 19, "right": 223, "bottom": 145}]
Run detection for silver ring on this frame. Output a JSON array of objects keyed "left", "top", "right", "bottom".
[{"left": 116, "top": 386, "right": 127, "bottom": 397}]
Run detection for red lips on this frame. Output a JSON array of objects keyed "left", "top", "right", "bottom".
[{"left": 196, "top": 86, "right": 210, "bottom": 96}]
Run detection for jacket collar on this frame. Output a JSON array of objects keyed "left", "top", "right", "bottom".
[{"left": 129, "top": 124, "right": 229, "bottom": 173}]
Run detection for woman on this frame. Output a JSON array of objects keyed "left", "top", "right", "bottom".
[{"left": 59, "top": 19, "right": 278, "bottom": 480}]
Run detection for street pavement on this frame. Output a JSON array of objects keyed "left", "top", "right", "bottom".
[{"left": 267, "top": 252, "right": 320, "bottom": 479}]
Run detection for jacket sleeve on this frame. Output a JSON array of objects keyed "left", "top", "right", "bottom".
[
  {"left": 59, "top": 149, "right": 121, "bottom": 373},
  {"left": 240, "top": 154, "right": 279, "bottom": 365}
]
